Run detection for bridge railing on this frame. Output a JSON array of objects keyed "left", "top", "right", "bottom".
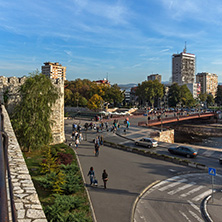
[{"left": 0, "top": 105, "right": 17, "bottom": 222}]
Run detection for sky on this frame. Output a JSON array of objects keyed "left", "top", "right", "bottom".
[{"left": 1, "top": 0, "right": 222, "bottom": 84}]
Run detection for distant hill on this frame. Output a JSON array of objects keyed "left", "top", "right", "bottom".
[{"left": 118, "top": 83, "right": 137, "bottom": 89}]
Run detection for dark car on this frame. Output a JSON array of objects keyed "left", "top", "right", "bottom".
[
  {"left": 168, "top": 146, "right": 198, "bottom": 158},
  {"left": 135, "top": 138, "right": 158, "bottom": 148}
]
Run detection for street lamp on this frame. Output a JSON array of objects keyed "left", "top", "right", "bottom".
[{"left": 160, "top": 101, "right": 164, "bottom": 132}]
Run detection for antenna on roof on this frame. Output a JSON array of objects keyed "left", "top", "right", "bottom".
[
  {"left": 183, "top": 41, "right": 187, "bottom": 53},
  {"left": 106, "top": 72, "right": 108, "bottom": 81}
]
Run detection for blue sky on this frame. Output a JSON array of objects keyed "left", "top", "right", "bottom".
[{"left": 1, "top": 0, "right": 222, "bottom": 84}]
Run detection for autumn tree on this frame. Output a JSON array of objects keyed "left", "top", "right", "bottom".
[{"left": 87, "top": 94, "right": 104, "bottom": 111}]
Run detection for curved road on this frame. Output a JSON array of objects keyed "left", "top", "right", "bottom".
[{"left": 65, "top": 119, "right": 201, "bottom": 222}]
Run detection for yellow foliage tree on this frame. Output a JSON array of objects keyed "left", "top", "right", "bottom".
[{"left": 87, "top": 94, "right": 104, "bottom": 111}]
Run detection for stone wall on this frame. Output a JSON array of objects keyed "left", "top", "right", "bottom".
[
  {"left": 152, "top": 129, "right": 174, "bottom": 143},
  {"left": 3, "top": 105, "right": 47, "bottom": 222},
  {"left": 0, "top": 76, "right": 65, "bottom": 144}
]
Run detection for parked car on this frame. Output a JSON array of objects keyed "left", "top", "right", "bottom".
[
  {"left": 168, "top": 146, "right": 198, "bottom": 158},
  {"left": 135, "top": 138, "right": 158, "bottom": 148}
]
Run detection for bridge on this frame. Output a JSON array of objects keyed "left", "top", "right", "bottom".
[{"left": 138, "top": 112, "right": 216, "bottom": 127}]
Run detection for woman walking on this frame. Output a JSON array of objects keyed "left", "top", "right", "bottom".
[
  {"left": 87, "top": 167, "right": 95, "bottom": 186},
  {"left": 102, "top": 169, "right": 108, "bottom": 189}
]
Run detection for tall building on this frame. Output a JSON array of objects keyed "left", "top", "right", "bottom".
[
  {"left": 41, "top": 62, "right": 66, "bottom": 80},
  {"left": 196, "top": 72, "right": 218, "bottom": 98},
  {"left": 147, "top": 74, "right": 161, "bottom": 83},
  {"left": 172, "top": 47, "right": 195, "bottom": 85}
]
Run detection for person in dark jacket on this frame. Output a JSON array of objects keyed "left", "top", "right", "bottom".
[
  {"left": 87, "top": 167, "right": 95, "bottom": 185},
  {"left": 102, "top": 169, "right": 108, "bottom": 189}
]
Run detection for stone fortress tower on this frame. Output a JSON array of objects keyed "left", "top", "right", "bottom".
[{"left": 0, "top": 76, "right": 65, "bottom": 144}]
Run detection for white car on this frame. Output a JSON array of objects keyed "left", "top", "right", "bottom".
[{"left": 135, "top": 138, "right": 158, "bottom": 148}]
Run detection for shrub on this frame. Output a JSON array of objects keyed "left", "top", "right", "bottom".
[
  {"left": 61, "top": 164, "right": 83, "bottom": 194},
  {"left": 57, "top": 153, "right": 73, "bottom": 165},
  {"left": 44, "top": 195, "right": 91, "bottom": 222}
]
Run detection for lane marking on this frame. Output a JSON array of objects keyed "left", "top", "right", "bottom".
[
  {"left": 168, "top": 182, "right": 196, "bottom": 195},
  {"left": 189, "top": 210, "right": 204, "bottom": 222},
  {"left": 153, "top": 176, "right": 181, "bottom": 189},
  {"left": 192, "top": 189, "right": 212, "bottom": 202},
  {"left": 159, "top": 179, "right": 187, "bottom": 191},
  {"left": 187, "top": 200, "right": 201, "bottom": 213},
  {"left": 179, "top": 210, "right": 192, "bottom": 222},
  {"left": 181, "top": 186, "right": 204, "bottom": 198}
]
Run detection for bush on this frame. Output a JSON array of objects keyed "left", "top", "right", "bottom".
[
  {"left": 61, "top": 164, "right": 83, "bottom": 194},
  {"left": 44, "top": 195, "right": 92, "bottom": 222},
  {"left": 57, "top": 153, "right": 73, "bottom": 165}
]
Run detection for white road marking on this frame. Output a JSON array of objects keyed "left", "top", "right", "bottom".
[
  {"left": 187, "top": 200, "right": 201, "bottom": 213},
  {"left": 159, "top": 179, "right": 187, "bottom": 191},
  {"left": 168, "top": 182, "right": 196, "bottom": 195},
  {"left": 152, "top": 176, "right": 181, "bottom": 189},
  {"left": 179, "top": 210, "right": 192, "bottom": 222},
  {"left": 189, "top": 210, "right": 204, "bottom": 222},
  {"left": 192, "top": 189, "right": 212, "bottom": 202},
  {"left": 202, "top": 150, "right": 214, "bottom": 157},
  {"left": 181, "top": 186, "right": 204, "bottom": 197}
]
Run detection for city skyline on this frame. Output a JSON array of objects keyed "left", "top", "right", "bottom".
[{"left": 1, "top": 0, "right": 222, "bottom": 84}]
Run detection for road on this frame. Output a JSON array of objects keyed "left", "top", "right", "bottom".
[
  {"left": 134, "top": 173, "right": 222, "bottom": 222},
  {"left": 65, "top": 119, "right": 202, "bottom": 222}
]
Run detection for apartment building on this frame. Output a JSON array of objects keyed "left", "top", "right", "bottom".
[
  {"left": 147, "top": 74, "right": 162, "bottom": 83},
  {"left": 41, "top": 62, "right": 66, "bottom": 80},
  {"left": 172, "top": 48, "right": 195, "bottom": 85},
  {"left": 196, "top": 72, "right": 218, "bottom": 98}
]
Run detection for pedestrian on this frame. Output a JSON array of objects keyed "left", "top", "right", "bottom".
[
  {"left": 79, "top": 132, "right": 83, "bottom": 142},
  {"left": 87, "top": 167, "right": 95, "bottom": 186},
  {"left": 75, "top": 138, "right": 79, "bottom": 149},
  {"left": 94, "top": 142, "right": 100, "bottom": 157},
  {"left": 102, "top": 169, "right": 108, "bottom": 189},
  {"left": 99, "top": 135, "right": 103, "bottom": 146},
  {"left": 71, "top": 131, "right": 75, "bottom": 141}
]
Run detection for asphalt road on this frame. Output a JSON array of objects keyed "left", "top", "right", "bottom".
[
  {"left": 65, "top": 119, "right": 202, "bottom": 222},
  {"left": 134, "top": 173, "right": 222, "bottom": 222}
]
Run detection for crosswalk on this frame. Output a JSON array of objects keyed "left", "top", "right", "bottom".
[{"left": 135, "top": 173, "right": 222, "bottom": 222}]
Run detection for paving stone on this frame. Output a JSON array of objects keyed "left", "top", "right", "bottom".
[{"left": 17, "top": 209, "right": 26, "bottom": 218}]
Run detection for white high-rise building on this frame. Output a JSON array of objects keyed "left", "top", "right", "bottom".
[{"left": 172, "top": 47, "right": 195, "bottom": 85}]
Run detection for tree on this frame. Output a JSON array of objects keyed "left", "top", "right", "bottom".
[
  {"left": 198, "top": 93, "right": 207, "bottom": 103},
  {"left": 136, "top": 80, "right": 164, "bottom": 107},
  {"left": 168, "top": 83, "right": 181, "bottom": 107},
  {"left": 215, "top": 85, "right": 222, "bottom": 106},
  {"left": 206, "top": 94, "right": 214, "bottom": 107},
  {"left": 87, "top": 94, "right": 103, "bottom": 111},
  {"left": 11, "top": 72, "right": 59, "bottom": 152},
  {"left": 104, "top": 84, "right": 124, "bottom": 106},
  {"left": 64, "top": 88, "right": 73, "bottom": 106},
  {"left": 180, "top": 85, "right": 195, "bottom": 107}
]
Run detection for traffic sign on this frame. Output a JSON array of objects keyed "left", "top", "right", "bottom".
[{"left": 208, "top": 167, "right": 216, "bottom": 176}]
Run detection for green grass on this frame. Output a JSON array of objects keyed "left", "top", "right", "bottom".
[{"left": 23, "top": 143, "right": 93, "bottom": 222}]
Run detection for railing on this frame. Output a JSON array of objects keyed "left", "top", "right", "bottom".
[{"left": 0, "top": 105, "right": 17, "bottom": 222}]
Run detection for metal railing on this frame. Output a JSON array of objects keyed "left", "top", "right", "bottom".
[{"left": 0, "top": 105, "right": 17, "bottom": 222}]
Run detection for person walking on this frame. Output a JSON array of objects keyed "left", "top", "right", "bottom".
[
  {"left": 87, "top": 167, "right": 95, "bottom": 186},
  {"left": 102, "top": 169, "right": 108, "bottom": 189},
  {"left": 94, "top": 142, "right": 100, "bottom": 157},
  {"left": 75, "top": 138, "right": 80, "bottom": 149}
]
